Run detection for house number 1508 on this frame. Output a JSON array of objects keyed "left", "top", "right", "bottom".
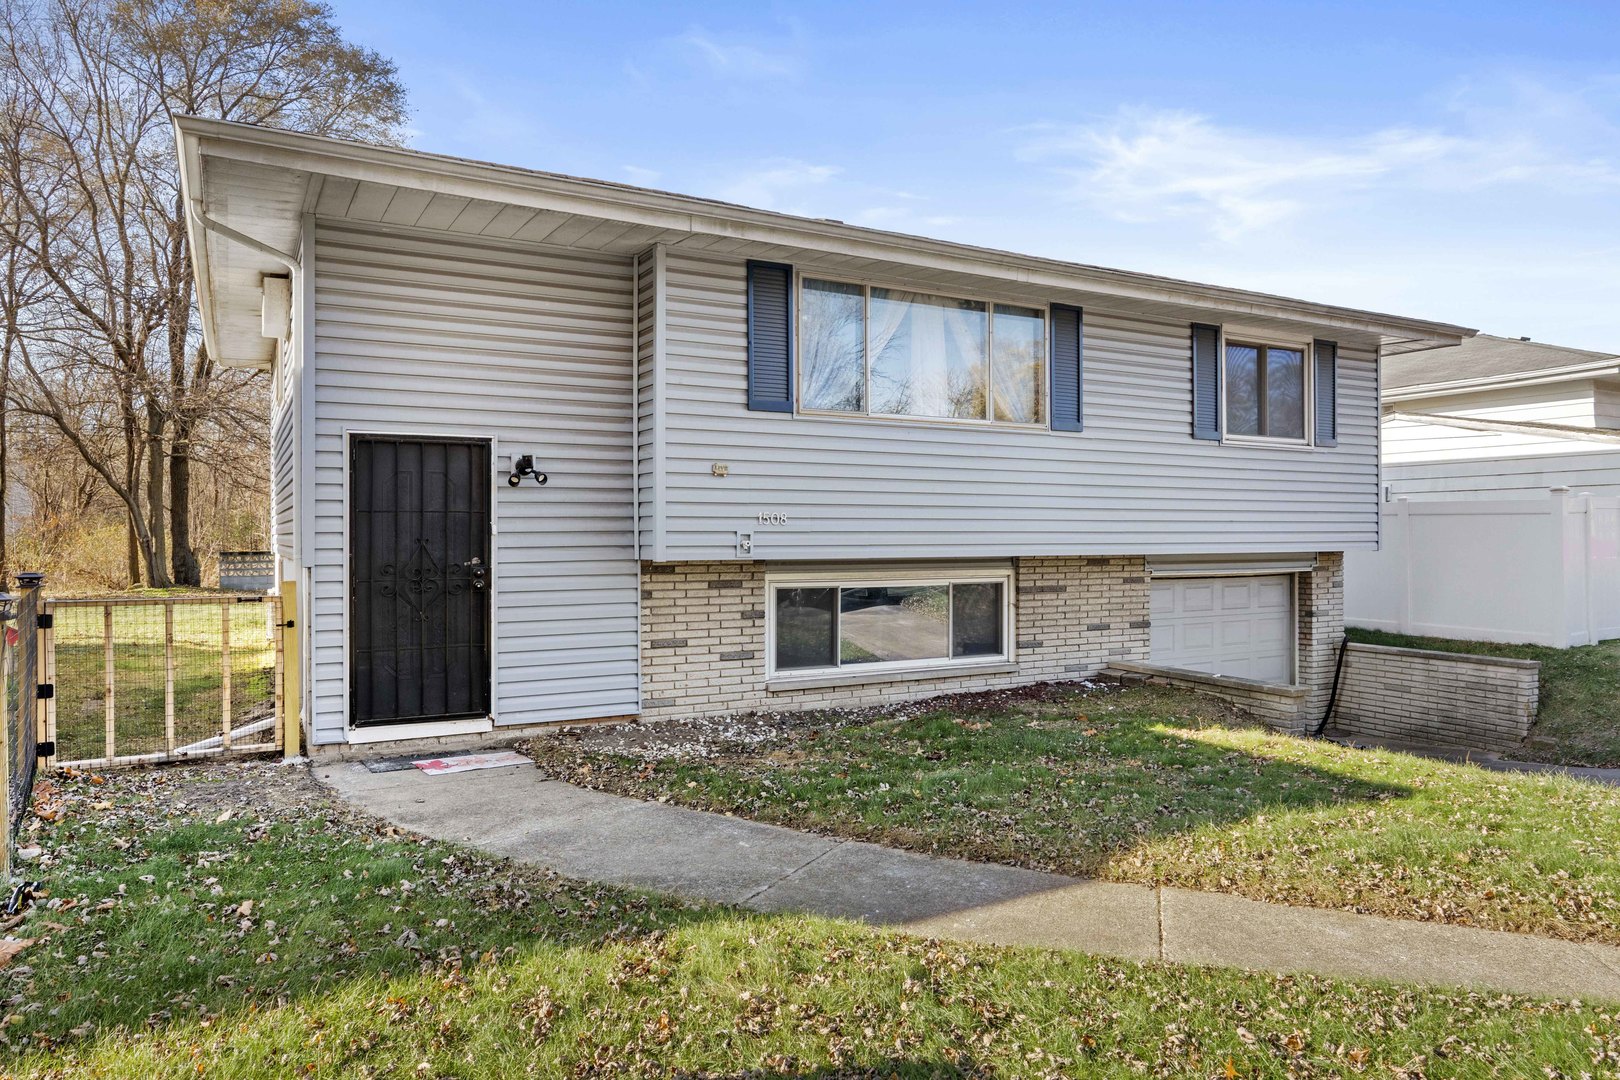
[{"left": 757, "top": 512, "right": 788, "bottom": 526}]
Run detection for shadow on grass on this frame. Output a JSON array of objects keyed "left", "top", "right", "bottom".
[
  {"left": 672, "top": 1065, "right": 990, "bottom": 1079},
  {"left": 536, "top": 684, "right": 1412, "bottom": 880},
  {"left": 4, "top": 785, "right": 1045, "bottom": 1075}
]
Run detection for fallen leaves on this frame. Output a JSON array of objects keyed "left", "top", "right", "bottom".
[
  {"left": 0, "top": 939, "right": 31, "bottom": 969},
  {"left": 523, "top": 681, "right": 1620, "bottom": 947}
]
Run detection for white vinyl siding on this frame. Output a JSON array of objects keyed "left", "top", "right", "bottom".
[
  {"left": 1384, "top": 448, "right": 1620, "bottom": 501},
  {"left": 269, "top": 334, "right": 297, "bottom": 562},
  {"left": 1596, "top": 383, "right": 1620, "bottom": 430},
  {"left": 1150, "top": 575, "right": 1294, "bottom": 683},
  {"left": 309, "top": 221, "right": 640, "bottom": 745},
  {"left": 652, "top": 249, "right": 1381, "bottom": 560},
  {"left": 1412, "top": 381, "right": 1600, "bottom": 427},
  {"left": 635, "top": 248, "right": 660, "bottom": 556}
]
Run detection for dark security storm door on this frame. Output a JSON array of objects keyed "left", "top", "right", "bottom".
[{"left": 350, "top": 436, "right": 492, "bottom": 727}]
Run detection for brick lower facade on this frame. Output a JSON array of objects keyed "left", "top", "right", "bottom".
[
  {"left": 1296, "top": 551, "right": 1346, "bottom": 727},
  {"left": 639, "top": 553, "right": 1347, "bottom": 728},
  {"left": 1328, "top": 642, "right": 1539, "bottom": 750},
  {"left": 640, "top": 557, "right": 1151, "bottom": 719}
]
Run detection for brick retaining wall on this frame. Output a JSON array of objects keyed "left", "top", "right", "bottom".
[{"left": 1328, "top": 642, "right": 1539, "bottom": 751}]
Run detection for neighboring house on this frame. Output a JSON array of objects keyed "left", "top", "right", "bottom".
[
  {"left": 175, "top": 116, "right": 1470, "bottom": 753},
  {"left": 1383, "top": 334, "right": 1620, "bottom": 500},
  {"left": 1343, "top": 334, "right": 1620, "bottom": 648}
]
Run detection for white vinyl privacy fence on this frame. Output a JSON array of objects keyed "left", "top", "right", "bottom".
[{"left": 1345, "top": 488, "right": 1620, "bottom": 648}]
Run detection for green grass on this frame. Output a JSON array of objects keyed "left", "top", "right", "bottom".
[
  {"left": 1345, "top": 627, "right": 1620, "bottom": 767},
  {"left": 525, "top": 684, "right": 1620, "bottom": 946},
  {"left": 7, "top": 764, "right": 1620, "bottom": 1078},
  {"left": 48, "top": 602, "right": 276, "bottom": 763}
]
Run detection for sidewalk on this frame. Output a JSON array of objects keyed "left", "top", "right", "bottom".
[{"left": 320, "top": 758, "right": 1620, "bottom": 1002}]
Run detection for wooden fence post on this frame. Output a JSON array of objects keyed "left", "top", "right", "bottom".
[
  {"left": 220, "top": 602, "right": 233, "bottom": 752},
  {"left": 278, "top": 580, "right": 300, "bottom": 757},
  {"left": 163, "top": 603, "right": 176, "bottom": 757},
  {"left": 103, "top": 604, "right": 115, "bottom": 765}
]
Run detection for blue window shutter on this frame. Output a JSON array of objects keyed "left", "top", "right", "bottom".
[
  {"left": 1191, "top": 323, "right": 1221, "bottom": 440},
  {"left": 1314, "top": 339, "right": 1338, "bottom": 446},
  {"left": 1049, "top": 303, "right": 1083, "bottom": 432},
  {"left": 746, "top": 261, "right": 793, "bottom": 413}
]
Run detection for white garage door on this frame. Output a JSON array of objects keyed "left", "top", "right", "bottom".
[{"left": 1150, "top": 575, "right": 1293, "bottom": 683}]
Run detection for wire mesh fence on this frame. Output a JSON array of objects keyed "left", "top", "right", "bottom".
[
  {"left": 1, "top": 574, "right": 46, "bottom": 879},
  {"left": 46, "top": 596, "right": 282, "bottom": 768}
]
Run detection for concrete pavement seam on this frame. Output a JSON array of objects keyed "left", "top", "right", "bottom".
[
  {"left": 738, "top": 838, "right": 848, "bottom": 906},
  {"left": 1155, "top": 887, "right": 1166, "bottom": 961}
]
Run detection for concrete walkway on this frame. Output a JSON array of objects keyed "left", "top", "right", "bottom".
[{"left": 320, "top": 758, "right": 1620, "bottom": 1002}]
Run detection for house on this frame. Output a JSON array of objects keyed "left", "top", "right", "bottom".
[
  {"left": 1342, "top": 333, "right": 1620, "bottom": 648},
  {"left": 1382, "top": 334, "right": 1620, "bottom": 500},
  {"left": 174, "top": 116, "right": 1472, "bottom": 753}
]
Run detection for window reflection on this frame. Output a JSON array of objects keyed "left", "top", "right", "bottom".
[
  {"left": 800, "top": 279, "right": 865, "bottom": 412},
  {"left": 798, "top": 279, "right": 1045, "bottom": 425},
  {"left": 870, "top": 289, "right": 987, "bottom": 420},
  {"left": 1225, "top": 342, "right": 1305, "bottom": 440}
]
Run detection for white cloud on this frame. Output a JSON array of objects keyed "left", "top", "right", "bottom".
[
  {"left": 852, "top": 206, "right": 961, "bottom": 231},
  {"left": 441, "top": 76, "right": 544, "bottom": 149},
  {"left": 1021, "top": 83, "right": 1620, "bottom": 242},
  {"left": 715, "top": 160, "right": 840, "bottom": 212},
  {"left": 621, "top": 165, "right": 662, "bottom": 186},
  {"left": 674, "top": 29, "right": 800, "bottom": 80}
]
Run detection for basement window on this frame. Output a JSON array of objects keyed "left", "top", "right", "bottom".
[{"left": 767, "top": 570, "right": 1011, "bottom": 678}]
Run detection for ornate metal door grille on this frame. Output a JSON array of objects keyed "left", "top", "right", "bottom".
[{"left": 350, "top": 437, "right": 492, "bottom": 726}]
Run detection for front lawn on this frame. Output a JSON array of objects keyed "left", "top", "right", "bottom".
[
  {"left": 9, "top": 763, "right": 1620, "bottom": 1078},
  {"left": 1346, "top": 627, "right": 1620, "bottom": 767},
  {"left": 524, "top": 683, "right": 1620, "bottom": 946}
]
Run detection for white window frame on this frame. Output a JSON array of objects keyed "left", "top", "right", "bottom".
[
  {"left": 1218, "top": 326, "right": 1315, "bottom": 448},
  {"left": 765, "top": 565, "right": 1016, "bottom": 679},
  {"left": 794, "top": 271, "right": 1050, "bottom": 430}
]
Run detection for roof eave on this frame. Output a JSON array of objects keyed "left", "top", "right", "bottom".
[
  {"left": 175, "top": 115, "right": 1474, "bottom": 349},
  {"left": 1385, "top": 357, "right": 1620, "bottom": 401}
]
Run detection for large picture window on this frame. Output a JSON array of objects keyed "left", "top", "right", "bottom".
[
  {"left": 1225, "top": 341, "right": 1307, "bottom": 441},
  {"left": 799, "top": 278, "right": 1046, "bottom": 425},
  {"left": 769, "top": 572, "right": 1011, "bottom": 677}
]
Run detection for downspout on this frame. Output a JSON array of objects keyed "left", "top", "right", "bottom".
[
  {"left": 1309, "top": 636, "right": 1350, "bottom": 738},
  {"left": 185, "top": 198, "right": 298, "bottom": 270},
  {"left": 631, "top": 251, "right": 644, "bottom": 716}
]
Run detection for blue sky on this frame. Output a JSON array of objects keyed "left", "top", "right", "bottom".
[{"left": 329, "top": 1, "right": 1620, "bottom": 349}]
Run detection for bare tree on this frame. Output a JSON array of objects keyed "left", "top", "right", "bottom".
[{"left": 0, "top": 0, "right": 406, "bottom": 587}]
